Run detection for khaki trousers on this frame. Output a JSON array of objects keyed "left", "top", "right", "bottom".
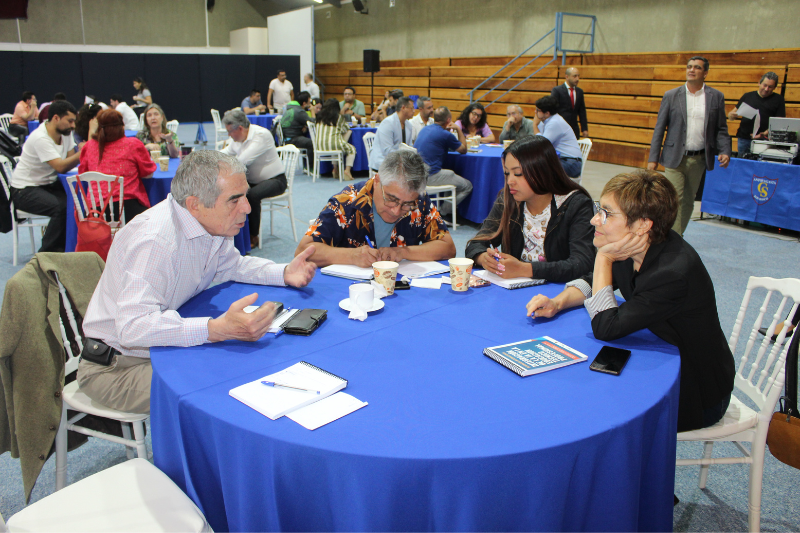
[
  {"left": 663, "top": 153, "right": 706, "bottom": 236},
  {"left": 77, "top": 355, "right": 152, "bottom": 414}
]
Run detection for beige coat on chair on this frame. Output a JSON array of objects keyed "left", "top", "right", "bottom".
[{"left": 0, "top": 252, "right": 104, "bottom": 503}]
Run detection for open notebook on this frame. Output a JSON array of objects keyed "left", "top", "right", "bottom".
[
  {"left": 320, "top": 265, "right": 374, "bottom": 280},
  {"left": 229, "top": 362, "right": 348, "bottom": 420},
  {"left": 472, "top": 269, "right": 545, "bottom": 290}
]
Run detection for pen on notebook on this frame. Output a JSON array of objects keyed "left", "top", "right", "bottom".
[
  {"left": 261, "top": 381, "right": 320, "bottom": 394},
  {"left": 488, "top": 244, "right": 501, "bottom": 262},
  {"left": 365, "top": 236, "right": 375, "bottom": 249}
]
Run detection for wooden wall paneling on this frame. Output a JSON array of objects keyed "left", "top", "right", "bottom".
[
  {"left": 431, "top": 65, "right": 560, "bottom": 79},
  {"left": 590, "top": 124, "right": 654, "bottom": 145},
  {"left": 785, "top": 86, "right": 800, "bottom": 103},
  {"left": 584, "top": 94, "right": 663, "bottom": 113},
  {"left": 430, "top": 77, "right": 556, "bottom": 92},
  {"left": 787, "top": 65, "right": 800, "bottom": 83},
  {"left": 590, "top": 140, "right": 652, "bottom": 167},
  {"left": 558, "top": 65, "right": 656, "bottom": 80},
  {"left": 348, "top": 67, "right": 430, "bottom": 77},
  {"left": 579, "top": 49, "right": 800, "bottom": 66},
  {"left": 349, "top": 76, "right": 430, "bottom": 88},
  {"left": 587, "top": 109, "right": 657, "bottom": 128},
  {"left": 579, "top": 80, "right": 654, "bottom": 97}
]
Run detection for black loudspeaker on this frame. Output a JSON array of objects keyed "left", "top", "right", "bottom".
[{"left": 363, "top": 50, "right": 380, "bottom": 73}]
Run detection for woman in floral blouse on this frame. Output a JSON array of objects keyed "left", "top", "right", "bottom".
[
  {"left": 136, "top": 103, "right": 179, "bottom": 158},
  {"left": 465, "top": 135, "right": 595, "bottom": 283}
]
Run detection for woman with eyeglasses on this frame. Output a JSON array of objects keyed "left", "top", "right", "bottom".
[
  {"left": 465, "top": 136, "right": 595, "bottom": 282},
  {"left": 454, "top": 102, "right": 495, "bottom": 143},
  {"left": 525, "top": 169, "right": 735, "bottom": 432}
]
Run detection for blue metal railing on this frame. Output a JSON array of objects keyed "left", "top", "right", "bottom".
[{"left": 469, "top": 12, "right": 596, "bottom": 108}]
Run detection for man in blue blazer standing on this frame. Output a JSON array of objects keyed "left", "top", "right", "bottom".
[{"left": 648, "top": 56, "right": 731, "bottom": 235}]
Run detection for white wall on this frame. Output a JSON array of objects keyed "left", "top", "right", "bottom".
[{"left": 268, "top": 7, "right": 314, "bottom": 78}]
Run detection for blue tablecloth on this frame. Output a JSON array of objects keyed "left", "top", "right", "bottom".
[
  {"left": 58, "top": 158, "right": 251, "bottom": 255},
  {"left": 702, "top": 158, "right": 800, "bottom": 231},
  {"left": 319, "top": 126, "right": 376, "bottom": 175},
  {"left": 247, "top": 114, "right": 277, "bottom": 131},
  {"left": 151, "top": 272, "right": 680, "bottom": 532},
  {"left": 444, "top": 145, "right": 505, "bottom": 223}
]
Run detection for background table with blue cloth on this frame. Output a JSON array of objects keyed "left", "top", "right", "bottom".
[
  {"left": 247, "top": 114, "right": 278, "bottom": 131},
  {"left": 443, "top": 144, "right": 505, "bottom": 223},
  {"left": 319, "top": 125, "right": 376, "bottom": 175},
  {"left": 702, "top": 158, "right": 800, "bottom": 231},
  {"left": 58, "top": 158, "right": 251, "bottom": 254},
  {"left": 150, "top": 271, "right": 680, "bottom": 532}
]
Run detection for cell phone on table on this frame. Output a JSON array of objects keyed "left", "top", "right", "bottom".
[
  {"left": 394, "top": 280, "right": 411, "bottom": 290},
  {"left": 589, "top": 346, "right": 632, "bottom": 376}
]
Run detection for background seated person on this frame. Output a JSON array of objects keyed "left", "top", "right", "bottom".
[
  {"left": 221, "top": 110, "right": 287, "bottom": 248},
  {"left": 315, "top": 98, "right": 356, "bottom": 180},
  {"left": 77, "top": 151, "right": 317, "bottom": 414},
  {"left": 368, "top": 96, "right": 416, "bottom": 172},
  {"left": 499, "top": 105, "right": 535, "bottom": 143},
  {"left": 309, "top": 97, "right": 322, "bottom": 119},
  {"left": 525, "top": 170, "right": 735, "bottom": 433},
  {"left": 454, "top": 102, "right": 495, "bottom": 144},
  {"left": 8, "top": 91, "right": 38, "bottom": 142},
  {"left": 80, "top": 108, "right": 157, "bottom": 222},
  {"left": 532, "top": 96, "right": 583, "bottom": 179},
  {"left": 136, "top": 103, "right": 179, "bottom": 158},
  {"left": 280, "top": 91, "right": 314, "bottom": 167},
  {"left": 109, "top": 94, "right": 139, "bottom": 131},
  {"left": 241, "top": 90, "right": 267, "bottom": 115},
  {"left": 295, "top": 150, "right": 456, "bottom": 268},
  {"left": 38, "top": 92, "right": 66, "bottom": 122},
  {"left": 372, "top": 89, "right": 403, "bottom": 122},
  {"left": 340, "top": 86, "right": 366, "bottom": 122},
  {"left": 466, "top": 136, "right": 594, "bottom": 282},
  {"left": 74, "top": 102, "right": 102, "bottom": 143}
]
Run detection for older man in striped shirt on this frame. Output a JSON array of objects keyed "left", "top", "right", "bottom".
[{"left": 77, "top": 151, "right": 316, "bottom": 414}]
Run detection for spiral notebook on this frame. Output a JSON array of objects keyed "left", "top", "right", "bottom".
[
  {"left": 472, "top": 269, "right": 545, "bottom": 290},
  {"left": 229, "top": 361, "right": 348, "bottom": 420}
]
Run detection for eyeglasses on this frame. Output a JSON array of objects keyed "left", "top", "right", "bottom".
[
  {"left": 470, "top": 110, "right": 483, "bottom": 117},
  {"left": 378, "top": 181, "right": 418, "bottom": 210},
  {"left": 592, "top": 201, "right": 620, "bottom": 225}
]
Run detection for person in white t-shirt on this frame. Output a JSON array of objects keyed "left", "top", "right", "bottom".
[
  {"left": 109, "top": 94, "right": 140, "bottom": 131},
  {"left": 9, "top": 100, "right": 82, "bottom": 252},
  {"left": 267, "top": 70, "right": 294, "bottom": 113},
  {"left": 408, "top": 96, "right": 434, "bottom": 146},
  {"left": 220, "top": 110, "right": 287, "bottom": 248},
  {"left": 302, "top": 73, "right": 320, "bottom": 100}
]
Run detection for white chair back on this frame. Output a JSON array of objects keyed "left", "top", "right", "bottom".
[
  {"left": 577, "top": 138, "right": 592, "bottom": 175},
  {"left": 166, "top": 120, "right": 179, "bottom": 134},
  {"left": 363, "top": 132, "right": 376, "bottom": 178},
  {"left": 0, "top": 113, "right": 12, "bottom": 131},
  {"left": 137, "top": 113, "right": 145, "bottom": 131},
  {"left": 66, "top": 172, "right": 125, "bottom": 228},
  {"left": 2, "top": 155, "right": 50, "bottom": 266},
  {"left": 211, "top": 109, "right": 222, "bottom": 130},
  {"left": 277, "top": 144, "right": 300, "bottom": 186},
  {"left": 307, "top": 122, "right": 318, "bottom": 150}
]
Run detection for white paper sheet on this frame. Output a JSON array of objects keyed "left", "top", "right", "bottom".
[
  {"left": 396, "top": 260, "right": 449, "bottom": 279},
  {"left": 286, "top": 392, "right": 368, "bottom": 430},
  {"left": 410, "top": 277, "right": 443, "bottom": 289},
  {"left": 735, "top": 102, "right": 758, "bottom": 119}
]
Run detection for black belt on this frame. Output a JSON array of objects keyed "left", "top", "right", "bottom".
[{"left": 685, "top": 149, "right": 705, "bottom": 156}]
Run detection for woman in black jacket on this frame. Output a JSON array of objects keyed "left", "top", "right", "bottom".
[
  {"left": 526, "top": 170, "right": 735, "bottom": 432},
  {"left": 465, "top": 135, "right": 595, "bottom": 282}
]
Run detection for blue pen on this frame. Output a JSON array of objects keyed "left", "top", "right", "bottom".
[
  {"left": 261, "top": 381, "right": 320, "bottom": 394},
  {"left": 488, "top": 244, "right": 501, "bottom": 262},
  {"left": 365, "top": 236, "right": 375, "bottom": 249}
]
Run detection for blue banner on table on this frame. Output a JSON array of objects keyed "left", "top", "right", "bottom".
[{"left": 702, "top": 158, "right": 800, "bottom": 231}]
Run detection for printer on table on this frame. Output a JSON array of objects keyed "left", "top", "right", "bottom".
[{"left": 751, "top": 117, "right": 800, "bottom": 164}]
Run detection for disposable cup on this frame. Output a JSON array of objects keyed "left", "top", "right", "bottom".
[
  {"left": 369, "top": 121, "right": 377, "bottom": 128},
  {"left": 349, "top": 283, "right": 375, "bottom": 311},
  {"left": 449, "top": 258, "right": 474, "bottom": 292},
  {"left": 360, "top": 116, "right": 367, "bottom": 125},
  {"left": 150, "top": 150, "right": 161, "bottom": 162},
  {"left": 372, "top": 261, "right": 399, "bottom": 295},
  {"left": 158, "top": 157, "right": 169, "bottom": 172},
  {"left": 503, "top": 139, "right": 514, "bottom": 149}
]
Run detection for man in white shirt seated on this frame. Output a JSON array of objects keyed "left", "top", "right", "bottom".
[
  {"left": 408, "top": 96, "right": 434, "bottom": 146},
  {"left": 241, "top": 90, "right": 267, "bottom": 115},
  {"left": 77, "top": 150, "right": 317, "bottom": 414},
  {"left": 532, "top": 96, "right": 584, "bottom": 179},
  {"left": 9, "top": 100, "right": 81, "bottom": 253},
  {"left": 109, "top": 94, "right": 139, "bottom": 131},
  {"left": 221, "top": 110, "right": 288, "bottom": 248},
  {"left": 303, "top": 74, "right": 320, "bottom": 100}
]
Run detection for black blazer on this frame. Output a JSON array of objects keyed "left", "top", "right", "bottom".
[
  {"left": 580, "top": 231, "right": 735, "bottom": 432},
  {"left": 551, "top": 84, "right": 588, "bottom": 137},
  {"left": 465, "top": 191, "right": 595, "bottom": 283}
]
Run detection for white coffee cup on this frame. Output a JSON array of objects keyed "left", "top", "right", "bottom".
[{"left": 349, "top": 283, "right": 374, "bottom": 311}]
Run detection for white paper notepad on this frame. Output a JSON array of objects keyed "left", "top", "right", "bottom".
[{"left": 286, "top": 392, "right": 368, "bottom": 430}]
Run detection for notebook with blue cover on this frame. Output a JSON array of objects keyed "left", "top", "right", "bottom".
[{"left": 484, "top": 336, "right": 588, "bottom": 376}]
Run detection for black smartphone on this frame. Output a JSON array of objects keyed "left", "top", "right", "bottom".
[
  {"left": 269, "top": 301, "right": 284, "bottom": 315},
  {"left": 395, "top": 280, "right": 411, "bottom": 290},
  {"left": 589, "top": 346, "right": 632, "bottom": 376}
]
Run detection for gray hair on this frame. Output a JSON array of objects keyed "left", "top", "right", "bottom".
[
  {"left": 171, "top": 151, "right": 246, "bottom": 208},
  {"left": 507, "top": 104, "right": 523, "bottom": 115},
  {"left": 760, "top": 71, "right": 779, "bottom": 85},
  {"left": 416, "top": 96, "right": 431, "bottom": 108},
  {"left": 378, "top": 150, "right": 428, "bottom": 194},
  {"left": 222, "top": 109, "right": 250, "bottom": 130}
]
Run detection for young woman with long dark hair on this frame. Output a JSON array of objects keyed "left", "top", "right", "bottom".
[{"left": 454, "top": 102, "right": 495, "bottom": 143}]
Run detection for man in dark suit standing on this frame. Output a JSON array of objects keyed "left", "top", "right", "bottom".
[
  {"left": 648, "top": 56, "right": 731, "bottom": 235},
  {"left": 551, "top": 67, "right": 588, "bottom": 139}
]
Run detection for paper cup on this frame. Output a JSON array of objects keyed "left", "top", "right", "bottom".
[
  {"left": 255, "top": 109, "right": 260, "bottom": 116},
  {"left": 369, "top": 121, "right": 377, "bottom": 128},
  {"left": 503, "top": 139, "right": 514, "bottom": 149},
  {"left": 150, "top": 150, "right": 161, "bottom": 163},
  {"left": 449, "top": 258, "right": 474, "bottom": 292},
  {"left": 158, "top": 157, "right": 169, "bottom": 172},
  {"left": 361, "top": 116, "right": 367, "bottom": 125},
  {"left": 372, "top": 261, "right": 399, "bottom": 295},
  {"left": 349, "top": 283, "right": 374, "bottom": 311}
]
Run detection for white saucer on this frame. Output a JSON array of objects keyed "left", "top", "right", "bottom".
[{"left": 339, "top": 297, "right": 385, "bottom": 313}]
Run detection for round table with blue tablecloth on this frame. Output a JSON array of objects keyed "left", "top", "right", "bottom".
[
  {"left": 443, "top": 144, "right": 506, "bottom": 223},
  {"left": 318, "top": 125, "right": 376, "bottom": 175},
  {"left": 150, "top": 270, "right": 680, "bottom": 532},
  {"left": 247, "top": 114, "right": 278, "bottom": 131}
]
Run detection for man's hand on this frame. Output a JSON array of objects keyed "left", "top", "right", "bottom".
[
  {"left": 718, "top": 154, "right": 730, "bottom": 168},
  {"left": 207, "top": 294, "right": 276, "bottom": 342},
  {"left": 378, "top": 246, "right": 406, "bottom": 263},
  {"left": 646, "top": 162, "right": 657, "bottom": 171},
  {"left": 284, "top": 245, "right": 316, "bottom": 287},
  {"left": 503, "top": 119, "right": 512, "bottom": 131},
  {"left": 597, "top": 233, "right": 649, "bottom": 263},
  {"left": 728, "top": 109, "right": 740, "bottom": 121},
  {"left": 581, "top": 130, "right": 589, "bottom": 138},
  {"left": 350, "top": 245, "right": 381, "bottom": 268},
  {"left": 526, "top": 294, "right": 560, "bottom": 318}
]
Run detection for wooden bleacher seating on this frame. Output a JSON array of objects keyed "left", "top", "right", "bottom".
[{"left": 317, "top": 49, "right": 800, "bottom": 168}]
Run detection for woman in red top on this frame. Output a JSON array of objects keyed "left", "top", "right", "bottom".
[{"left": 79, "top": 109, "right": 157, "bottom": 222}]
